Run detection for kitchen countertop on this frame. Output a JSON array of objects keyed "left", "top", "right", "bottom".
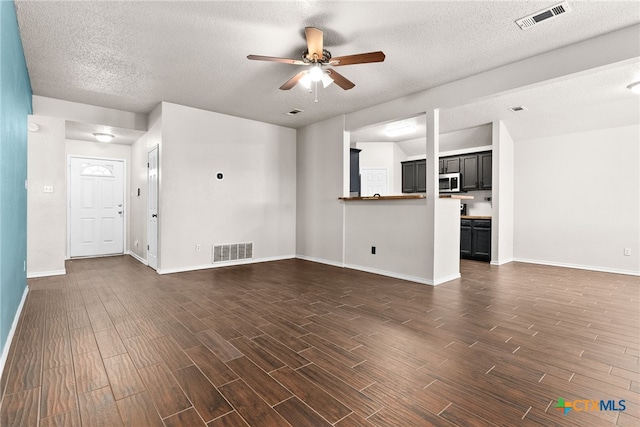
[
  {"left": 461, "top": 215, "right": 492, "bottom": 220},
  {"left": 339, "top": 194, "right": 475, "bottom": 201}
]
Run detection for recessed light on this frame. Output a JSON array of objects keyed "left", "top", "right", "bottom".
[
  {"left": 508, "top": 106, "right": 528, "bottom": 113},
  {"left": 93, "top": 133, "right": 114, "bottom": 143},
  {"left": 627, "top": 81, "right": 640, "bottom": 94}
]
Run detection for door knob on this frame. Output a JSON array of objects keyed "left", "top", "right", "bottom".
[
  {"left": 152, "top": 214, "right": 157, "bottom": 218},
  {"left": 118, "top": 211, "right": 123, "bottom": 214}
]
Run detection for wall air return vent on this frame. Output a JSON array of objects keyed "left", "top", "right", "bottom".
[
  {"left": 515, "top": 2, "right": 571, "bottom": 30},
  {"left": 213, "top": 242, "right": 253, "bottom": 263}
]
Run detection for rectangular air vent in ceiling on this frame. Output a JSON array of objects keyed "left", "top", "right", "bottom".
[
  {"left": 286, "top": 109, "right": 304, "bottom": 116},
  {"left": 515, "top": 1, "right": 571, "bottom": 30}
]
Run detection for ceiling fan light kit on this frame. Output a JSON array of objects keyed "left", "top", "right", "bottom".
[{"left": 248, "top": 26, "right": 385, "bottom": 98}]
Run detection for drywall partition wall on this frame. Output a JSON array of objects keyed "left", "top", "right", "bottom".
[
  {"left": 296, "top": 115, "right": 345, "bottom": 266},
  {"left": 491, "top": 121, "right": 514, "bottom": 265},
  {"left": 0, "top": 0, "right": 32, "bottom": 367},
  {"left": 514, "top": 124, "right": 640, "bottom": 275},
  {"left": 32, "top": 95, "right": 147, "bottom": 131},
  {"left": 344, "top": 200, "right": 429, "bottom": 283},
  {"left": 129, "top": 103, "right": 161, "bottom": 264},
  {"left": 158, "top": 102, "right": 296, "bottom": 273},
  {"left": 27, "top": 115, "right": 66, "bottom": 277}
]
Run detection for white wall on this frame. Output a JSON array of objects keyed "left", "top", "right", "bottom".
[
  {"left": 514, "top": 124, "right": 639, "bottom": 275},
  {"left": 27, "top": 115, "right": 66, "bottom": 277},
  {"left": 128, "top": 103, "right": 162, "bottom": 264},
  {"left": 296, "top": 115, "right": 346, "bottom": 266},
  {"left": 159, "top": 102, "right": 296, "bottom": 273},
  {"left": 344, "top": 200, "right": 429, "bottom": 282}
]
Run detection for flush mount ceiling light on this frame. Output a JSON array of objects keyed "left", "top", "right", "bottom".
[
  {"left": 93, "top": 133, "right": 114, "bottom": 143},
  {"left": 627, "top": 81, "right": 640, "bottom": 94},
  {"left": 385, "top": 125, "right": 417, "bottom": 137}
]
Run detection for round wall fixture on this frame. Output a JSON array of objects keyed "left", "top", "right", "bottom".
[
  {"left": 216, "top": 172, "right": 224, "bottom": 180},
  {"left": 28, "top": 122, "right": 40, "bottom": 132}
]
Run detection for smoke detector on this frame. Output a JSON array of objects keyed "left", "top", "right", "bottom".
[{"left": 516, "top": 2, "right": 571, "bottom": 30}]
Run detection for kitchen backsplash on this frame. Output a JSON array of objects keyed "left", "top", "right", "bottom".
[{"left": 463, "top": 190, "right": 493, "bottom": 216}]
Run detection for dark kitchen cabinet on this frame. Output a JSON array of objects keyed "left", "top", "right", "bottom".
[
  {"left": 461, "top": 218, "right": 491, "bottom": 261},
  {"left": 479, "top": 152, "right": 492, "bottom": 190},
  {"left": 440, "top": 151, "right": 492, "bottom": 190},
  {"left": 441, "top": 156, "right": 460, "bottom": 174},
  {"left": 401, "top": 159, "right": 426, "bottom": 193},
  {"left": 350, "top": 148, "right": 361, "bottom": 195}
]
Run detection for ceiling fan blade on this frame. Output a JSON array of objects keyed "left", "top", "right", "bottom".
[
  {"left": 327, "top": 69, "right": 355, "bottom": 90},
  {"left": 247, "top": 55, "right": 306, "bottom": 65},
  {"left": 305, "top": 27, "right": 324, "bottom": 60},
  {"left": 330, "top": 51, "right": 386, "bottom": 66},
  {"left": 279, "top": 71, "right": 307, "bottom": 90}
]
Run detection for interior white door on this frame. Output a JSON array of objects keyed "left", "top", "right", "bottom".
[
  {"left": 147, "top": 146, "right": 159, "bottom": 270},
  {"left": 69, "top": 157, "right": 124, "bottom": 257},
  {"left": 361, "top": 168, "right": 388, "bottom": 196}
]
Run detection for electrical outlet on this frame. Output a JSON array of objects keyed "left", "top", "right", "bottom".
[
  {"left": 43, "top": 185, "right": 54, "bottom": 193},
  {"left": 371, "top": 246, "right": 376, "bottom": 255},
  {"left": 624, "top": 248, "right": 631, "bottom": 256},
  {"left": 196, "top": 244, "right": 201, "bottom": 252}
]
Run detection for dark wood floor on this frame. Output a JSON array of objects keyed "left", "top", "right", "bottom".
[{"left": 1, "top": 256, "right": 638, "bottom": 426}]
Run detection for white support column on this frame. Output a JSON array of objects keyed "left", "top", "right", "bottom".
[
  {"left": 426, "top": 109, "right": 462, "bottom": 285},
  {"left": 491, "top": 121, "right": 515, "bottom": 265}
]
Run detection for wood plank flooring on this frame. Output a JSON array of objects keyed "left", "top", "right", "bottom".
[{"left": 1, "top": 256, "right": 638, "bottom": 426}]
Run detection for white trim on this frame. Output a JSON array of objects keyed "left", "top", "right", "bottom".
[
  {"left": 490, "top": 258, "right": 514, "bottom": 266},
  {"left": 157, "top": 255, "right": 296, "bottom": 275},
  {"left": 127, "top": 251, "right": 148, "bottom": 266},
  {"left": 513, "top": 258, "right": 640, "bottom": 277},
  {"left": 0, "top": 286, "right": 29, "bottom": 383},
  {"left": 345, "top": 263, "right": 461, "bottom": 286},
  {"left": 295, "top": 254, "right": 344, "bottom": 268},
  {"left": 27, "top": 269, "right": 66, "bottom": 279}
]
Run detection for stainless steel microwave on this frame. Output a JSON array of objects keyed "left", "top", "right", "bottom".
[{"left": 439, "top": 173, "right": 461, "bottom": 193}]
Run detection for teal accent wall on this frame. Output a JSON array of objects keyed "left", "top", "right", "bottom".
[{"left": 0, "top": 0, "right": 32, "bottom": 357}]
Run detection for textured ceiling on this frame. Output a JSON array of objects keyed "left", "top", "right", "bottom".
[{"left": 15, "top": 0, "right": 640, "bottom": 135}]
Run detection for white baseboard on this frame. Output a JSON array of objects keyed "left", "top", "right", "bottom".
[
  {"left": 295, "top": 255, "right": 344, "bottom": 268},
  {"left": 490, "top": 258, "right": 514, "bottom": 266},
  {"left": 0, "top": 286, "right": 29, "bottom": 384},
  {"left": 343, "top": 263, "right": 433, "bottom": 285},
  {"left": 513, "top": 257, "right": 640, "bottom": 276},
  {"left": 27, "top": 269, "right": 66, "bottom": 279},
  {"left": 127, "top": 251, "right": 148, "bottom": 266},
  {"left": 157, "top": 254, "right": 296, "bottom": 275}
]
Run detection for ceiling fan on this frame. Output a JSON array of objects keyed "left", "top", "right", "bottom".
[{"left": 247, "top": 27, "right": 385, "bottom": 91}]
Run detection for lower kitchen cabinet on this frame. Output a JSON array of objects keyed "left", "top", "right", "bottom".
[{"left": 461, "top": 218, "right": 491, "bottom": 261}]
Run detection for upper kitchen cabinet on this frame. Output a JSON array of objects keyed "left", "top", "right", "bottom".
[
  {"left": 402, "top": 159, "right": 426, "bottom": 193},
  {"left": 441, "top": 156, "right": 461, "bottom": 174},
  {"left": 460, "top": 151, "right": 492, "bottom": 191}
]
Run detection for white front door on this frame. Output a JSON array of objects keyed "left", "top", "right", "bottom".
[
  {"left": 69, "top": 157, "right": 125, "bottom": 257},
  {"left": 361, "top": 168, "right": 388, "bottom": 196},
  {"left": 147, "top": 147, "right": 159, "bottom": 270}
]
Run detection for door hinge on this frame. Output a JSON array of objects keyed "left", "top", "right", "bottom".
[
  {"left": 147, "top": 163, "right": 150, "bottom": 168},
  {"left": 147, "top": 245, "right": 149, "bottom": 250}
]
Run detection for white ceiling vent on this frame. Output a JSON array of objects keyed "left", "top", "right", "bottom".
[
  {"left": 286, "top": 109, "right": 304, "bottom": 116},
  {"left": 516, "top": 2, "right": 571, "bottom": 30}
]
